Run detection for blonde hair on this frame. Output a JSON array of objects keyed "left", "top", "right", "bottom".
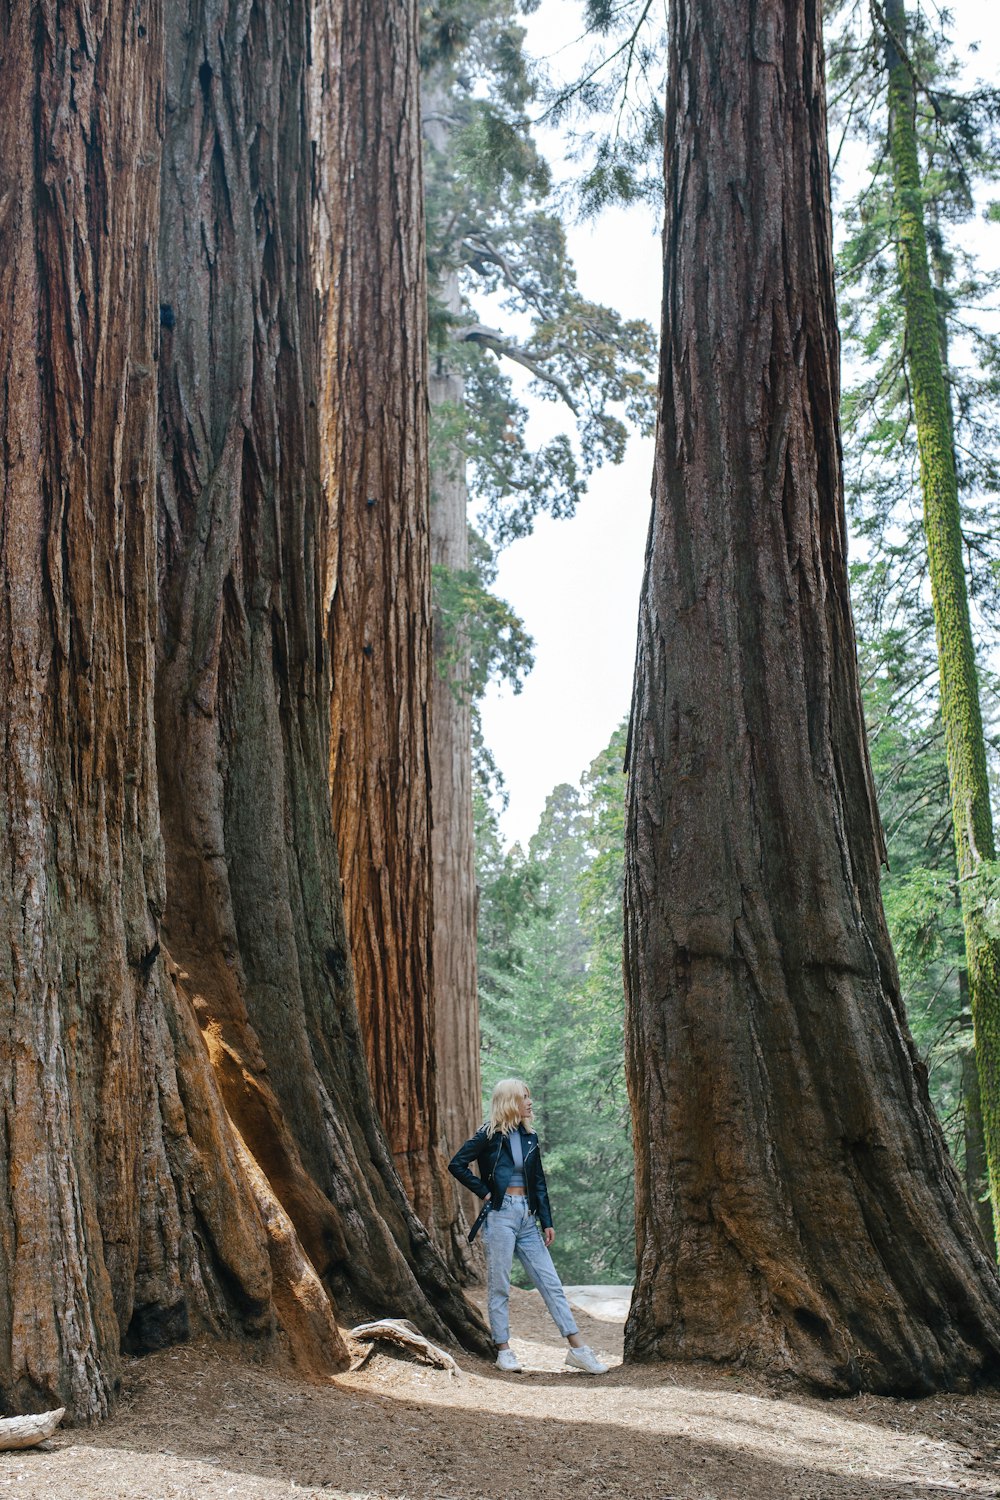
[{"left": 487, "top": 1077, "right": 530, "bottom": 1138}]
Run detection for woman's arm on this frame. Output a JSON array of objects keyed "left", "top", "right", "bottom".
[
  {"left": 534, "top": 1151, "right": 553, "bottom": 1231},
  {"left": 448, "top": 1128, "right": 491, "bottom": 1199}
]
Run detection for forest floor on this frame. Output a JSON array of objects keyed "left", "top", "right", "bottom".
[{"left": 4, "top": 1284, "right": 1000, "bottom": 1500}]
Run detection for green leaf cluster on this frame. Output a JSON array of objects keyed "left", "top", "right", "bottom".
[
  {"left": 831, "top": 3, "right": 1000, "bottom": 1183},
  {"left": 431, "top": 531, "right": 535, "bottom": 703},
  {"left": 423, "top": 0, "right": 658, "bottom": 546},
  {"left": 540, "top": 1, "right": 667, "bottom": 216}
]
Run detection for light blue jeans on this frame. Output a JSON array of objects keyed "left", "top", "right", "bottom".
[{"left": 484, "top": 1194, "right": 579, "bottom": 1345}]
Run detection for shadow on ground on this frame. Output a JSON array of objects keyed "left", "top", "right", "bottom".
[{"left": 1, "top": 1286, "right": 997, "bottom": 1499}]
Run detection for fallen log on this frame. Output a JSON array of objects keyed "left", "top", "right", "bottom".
[
  {"left": 0, "top": 1408, "right": 65, "bottom": 1452},
  {"left": 348, "top": 1319, "right": 460, "bottom": 1377}
]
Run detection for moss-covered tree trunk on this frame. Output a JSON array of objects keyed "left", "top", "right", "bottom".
[
  {"left": 318, "top": 0, "right": 464, "bottom": 1273},
  {"left": 962, "top": 1010, "right": 996, "bottom": 1255},
  {"left": 623, "top": 0, "right": 1000, "bottom": 1393},
  {"left": 883, "top": 0, "right": 1000, "bottom": 1236}
]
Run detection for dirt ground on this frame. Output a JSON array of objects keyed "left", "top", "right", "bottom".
[{"left": 4, "top": 1285, "right": 1000, "bottom": 1500}]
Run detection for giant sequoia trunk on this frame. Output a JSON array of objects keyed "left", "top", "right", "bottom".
[
  {"left": 157, "top": 0, "right": 487, "bottom": 1345},
  {"left": 0, "top": 0, "right": 487, "bottom": 1424},
  {"left": 883, "top": 0, "right": 1000, "bottom": 1238},
  {"left": 0, "top": 0, "right": 307, "bottom": 1421},
  {"left": 320, "top": 0, "right": 461, "bottom": 1267},
  {"left": 0, "top": 0, "right": 167, "bottom": 1420},
  {"left": 623, "top": 0, "right": 1000, "bottom": 1392}
]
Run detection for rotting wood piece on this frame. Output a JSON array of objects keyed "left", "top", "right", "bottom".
[
  {"left": 348, "top": 1320, "right": 460, "bottom": 1377},
  {"left": 0, "top": 1409, "right": 65, "bottom": 1452}
]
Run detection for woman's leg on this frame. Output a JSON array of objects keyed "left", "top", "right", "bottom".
[
  {"left": 514, "top": 1208, "right": 579, "bottom": 1340},
  {"left": 484, "top": 1199, "right": 519, "bottom": 1345}
]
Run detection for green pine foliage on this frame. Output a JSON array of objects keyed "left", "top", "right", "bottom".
[
  {"left": 539, "top": 0, "right": 667, "bottom": 216},
  {"left": 852, "top": 557, "right": 968, "bottom": 1139},
  {"left": 432, "top": 531, "right": 535, "bottom": 707},
  {"left": 831, "top": 0, "right": 1000, "bottom": 1228},
  {"left": 831, "top": 1, "right": 1000, "bottom": 632},
  {"left": 422, "top": 0, "right": 657, "bottom": 543},
  {"left": 477, "top": 723, "right": 633, "bottom": 1283}
]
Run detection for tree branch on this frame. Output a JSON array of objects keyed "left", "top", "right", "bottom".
[{"left": 456, "top": 324, "right": 580, "bottom": 413}]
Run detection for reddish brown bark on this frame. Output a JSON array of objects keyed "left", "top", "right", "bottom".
[
  {"left": 428, "top": 266, "right": 483, "bottom": 1278},
  {"left": 624, "top": 0, "right": 1000, "bottom": 1392},
  {"left": 0, "top": 0, "right": 488, "bottom": 1423},
  {"left": 156, "top": 0, "right": 487, "bottom": 1343},
  {"left": 318, "top": 0, "right": 460, "bottom": 1265},
  {"left": 0, "top": 0, "right": 293, "bottom": 1421},
  {"left": 429, "top": 349, "right": 483, "bottom": 1159}
]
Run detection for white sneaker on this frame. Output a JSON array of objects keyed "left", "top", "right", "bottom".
[
  {"left": 496, "top": 1348, "right": 522, "bottom": 1372},
  {"left": 565, "top": 1344, "right": 609, "bottom": 1375}
]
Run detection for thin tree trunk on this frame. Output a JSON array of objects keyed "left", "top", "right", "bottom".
[
  {"left": 156, "top": 0, "right": 487, "bottom": 1346},
  {"left": 428, "top": 275, "right": 483, "bottom": 1278},
  {"left": 423, "top": 70, "right": 484, "bottom": 1263},
  {"left": 962, "top": 1029, "right": 996, "bottom": 1255},
  {"left": 883, "top": 0, "right": 1000, "bottom": 1235},
  {"left": 624, "top": 0, "right": 1000, "bottom": 1393},
  {"left": 958, "top": 958, "right": 996, "bottom": 1254},
  {"left": 0, "top": 0, "right": 298, "bottom": 1420},
  {"left": 319, "top": 0, "right": 461, "bottom": 1269}
]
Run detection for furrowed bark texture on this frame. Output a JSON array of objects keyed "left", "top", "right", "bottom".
[
  {"left": 624, "top": 0, "right": 1000, "bottom": 1392},
  {"left": 428, "top": 263, "right": 482, "bottom": 1279},
  {"left": 428, "top": 348, "right": 482, "bottom": 1155},
  {"left": 883, "top": 0, "right": 1000, "bottom": 1239},
  {"left": 0, "top": 0, "right": 284, "bottom": 1420},
  {"left": 318, "top": 0, "right": 460, "bottom": 1268},
  {"left": 157, "top": 0, "right": 487, "bottom": 1353},
  {"left": 422, "top": 85, "right": 484, "bottom": 1182}
]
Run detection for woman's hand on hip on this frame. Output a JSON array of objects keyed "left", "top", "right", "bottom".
[{"left": 543, "top": 1227, "right": 555, "bottom": 1248}]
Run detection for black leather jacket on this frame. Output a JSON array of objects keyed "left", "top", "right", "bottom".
[{"left": 448, "top": 1122, "right": 553, "bottom": 1229}]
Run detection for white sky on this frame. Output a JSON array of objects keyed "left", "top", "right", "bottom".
[{"left": 478, "top": 0, "right": 1000, "bottom": 849}]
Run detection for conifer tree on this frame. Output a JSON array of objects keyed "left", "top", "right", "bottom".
[
  {"left": 624, "top": 0, "right": 1000, "bottom": 1392},
  {"left": 830, "top": 0, "right": 1000, "bottom": 1232},
  {"left": 421, "top": 0, "right": 656, "bottom": 1178}
]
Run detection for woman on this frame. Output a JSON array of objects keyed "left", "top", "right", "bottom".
[{"left": 449, "top": 1077, "right": 608, "bottom": 1375}]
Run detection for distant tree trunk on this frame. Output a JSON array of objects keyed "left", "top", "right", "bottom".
[
  {"left": 156, "top": 0, "right": 487, "bottom": 1346},
  {"left": 963, "top": 1039, "right": 996, "bottom": 1256},
  {"left": 423, "top": 73, "right": 483, "bottom": 1266},
  {"left": 427, "top": 276, "right": 483, "bottom": 1278},
  {"left": 624, "top": 0, "right": 1000, "bottom": 1393},
  {"left": 882, "top": 0, "right": 1000, "bottom": 1237},
  {"left": 956, "top": 962, "right": 996, "bottom": 1254},
  {"left": 429, "top": 328, "right": 483, "bottom": 1117},
  {"left": 0, "top": 0, "right": 304, "bottom": 1421},
  {"left": 316, "top": 0, "right": 461, "bottom": 1270}
]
